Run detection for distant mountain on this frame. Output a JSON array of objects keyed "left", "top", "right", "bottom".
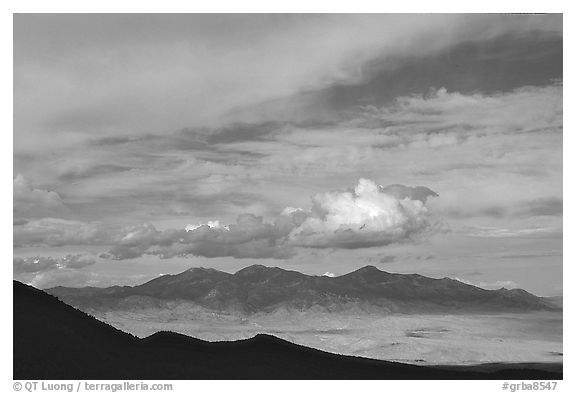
[
  {"left": 47, "top": 265, "right": 559, "bottom": 315},
  {"left": 14, "top": 280, "right": 562, "bottom": 380},
  {"left": 543, "top": 296, "right": 563, "bottom": 309}
]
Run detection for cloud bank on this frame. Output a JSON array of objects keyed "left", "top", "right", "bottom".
[
  {"left": 13, "top": 174, "right": 68, "bottom": 218},
  {"left": 14, "top": 179, "right": 438, "bottom": 260},
  {"left": 105, "top": 178, "right": 437, "bottom": 259},
  {"left": 13, "top": 254, "right": 97, "bottom": 274},
  {"left": 14, "top": 14, "right": 561, "bottom": 154}
]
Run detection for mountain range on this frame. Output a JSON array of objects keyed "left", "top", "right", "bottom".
[
  {"left": 47, "top": 265, "right": 560, "bottom": 314},
  {"left": 14, "top": 280, "right": 562, "bottom": 379}
]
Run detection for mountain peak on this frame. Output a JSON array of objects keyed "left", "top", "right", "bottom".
[
  {"left": 185, "top": 267, "right": 220, "bottom": 273},
  {"left": 352, "top": 265, "right": 383, "bottom": 274},
  {"left": 176, "top": 267, "right": 228, "bottom": 278},
  {"left": 235, "top": 264, "right": 277, "bottom": 276},
  {"left": 337, "top": 265, "right": 390, "bottom": 280}
]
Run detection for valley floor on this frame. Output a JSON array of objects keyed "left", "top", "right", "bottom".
[{"left": 93, "top": 306, "right": 562, "bottom": 365}]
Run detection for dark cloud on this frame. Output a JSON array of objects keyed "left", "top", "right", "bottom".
[
  {"left": 59, "top": 164, "right": 132, "bottom": 181},
  {"left": 520, "top": 197, "right": 563, "bottom": 217},
  {"left": 206, "top": 122, "right": 283, "bottom": 145},
  {"left": 90, "top": 135, "right": 159, "bottom": 147},
  {"left": 316, "top": 31, "right": 562, "bottom": 114},
  {"left": 380, "top": 184, "right": 439, "bottom": 203},
  {"left": 13, "top": 218, "right": 29, "bottom": 226}
]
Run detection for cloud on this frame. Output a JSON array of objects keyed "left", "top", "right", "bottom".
[
  {"left": 11, "top": 15, "right": 562, "bottom": 292},
  {"left": 93, "top": 178, "right": 438, "bottom": 260},
  {"left": 105, "top": 214, "right": 295, "bottom": 260},
  {"left": 13, "top": 178, "right": 439, "bottom": 260},
  {"left": 13, "top": 218, "right": 113, "bottom": 248},
  {"left": 499, "top": 251, "right": 561, "bottom": 259},
  {"left": 462, "top": 225, "right": 561, "bottom": 239},
  {"left": 185, "top": 221, "right": 229, "bottom": 232},
  {"left": 454, "top": 277, "right": 519, "bottom": 290},
  {"left": 322, "top": 272, "right": 336, "bottom": 277},
  {"left": 13, "top": 218, "right": 29, "bottom": 226},
  {"left": 13, "top": 174, "right": 68, "bottom": 218},
  {"left": 285, "top": 179, "right": 437, "bottom": 249},
  {"left": 379, "top": 184, "right": 439, "bottom": 204},
  {"left": 13, "top": 85, "right": 561, "bottom": 256},
  {"left": 368, "top": 84, "right": 562, "bottom": 134},
  {"left": 518, "top": 197, "right": 563, "bottom": 217},
  {"left": 216, "top": 84, "right": 561, "bottom": 188},
  {"left": 16, "top": 269, "right": 161, "bottom": 290},
  {"left": 379, "top": 255, "right": 397, "bottom": 264},
  {"left": 442, "top": 197, "right": 563, "bottom": 220},
  {"left": 14, "top": 14, "right": 561, "bottom": 155},
  {"left": 58, "top": 164, "right": 132, "bottom": 181},
  {"left": 13, "top": 81, "right": 561, "bottom": 232},
  {"left": 15, "top": 269, "right": 100, "bottom": 289},
  {"left": 13, "top": 254, "right": 97, "bottom": 274}
]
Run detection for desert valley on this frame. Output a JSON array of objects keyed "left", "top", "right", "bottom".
[{"left": 47, "top": 265, "right": 563, "bottom": 366}]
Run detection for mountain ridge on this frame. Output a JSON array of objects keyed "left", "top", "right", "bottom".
[{"left": 46, "top": 264, "right": 559, "bottom": 315}]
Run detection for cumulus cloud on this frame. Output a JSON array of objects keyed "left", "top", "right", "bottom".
[
  {"left": 13, "top": 254, "right": 97, "bottom": 274},
  {"left": 185, "top": 221, "right": 229, "bottom": 232},
  {"left": 285, "top": 179, "right": 436, "bottom": 249},
  {"left": 13, "top": 174, "right": 68, "bottom": 218},
  {"left": 100, "top": 178, "right": 438, "bottom": 259}
]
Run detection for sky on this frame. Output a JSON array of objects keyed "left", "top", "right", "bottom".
[{"left": 13, "top": 14, "right": 563, "bottom": 295}]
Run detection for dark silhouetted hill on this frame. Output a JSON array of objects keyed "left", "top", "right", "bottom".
[
  {"left": 47, "top": 265, "right": 559, "bottom": 314},
  {"left": 14, "top": 281, "right": 562, "bottom": 380}
]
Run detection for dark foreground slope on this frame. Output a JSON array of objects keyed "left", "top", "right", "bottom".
[{"left": 14, "top": 281, "right": 562, "bottom": 380}]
